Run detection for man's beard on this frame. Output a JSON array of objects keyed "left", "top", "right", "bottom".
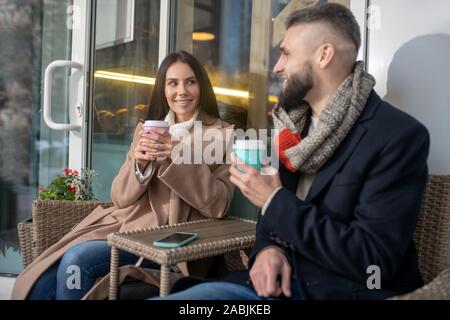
[{"left": 277, "top": 62, "right": 314, "bottom": 111}]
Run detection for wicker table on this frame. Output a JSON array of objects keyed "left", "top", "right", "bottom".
[{"left": 107, "top": 217, "right": 256, "bottom": 299}]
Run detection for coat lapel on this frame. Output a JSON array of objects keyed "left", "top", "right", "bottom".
[
  {"left": 304, "top": 124, "right": 367, "bottom": 202},
  {"left": 305, "top": 91, "right": 381, "bottom": 202},
  {"left": 280, "top": 165, "right": 301, "bottom": 193}
]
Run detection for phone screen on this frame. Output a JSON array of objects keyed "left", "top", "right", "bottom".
[{"left": 156, "top": 232, "right": 195, "bottom": 244}]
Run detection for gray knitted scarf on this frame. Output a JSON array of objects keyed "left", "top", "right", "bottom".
[{"left": 272, "top": 61, "right": 376, "bottom": 173}]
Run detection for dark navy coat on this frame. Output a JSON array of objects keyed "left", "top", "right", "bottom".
[{"left": 249, "top": 91, "right": 429, "bottom": 300}]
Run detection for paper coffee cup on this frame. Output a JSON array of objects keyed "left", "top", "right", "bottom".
[
  {"left": 233, "top": 140, "right": 266, "bottom": 171},
  {"left": 143, "top": 120, "right": 169, "bottom": 132},
  {"left": 143, "top": 121, "right": 169, "bottom": 156}
]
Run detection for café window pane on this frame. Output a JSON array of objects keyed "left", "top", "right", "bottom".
[
  {"left": 172, "top": 0, "right": 350, "bottom": 130},
  {"left": 91, "top": 0, "right": 160, "bottom": 200}
]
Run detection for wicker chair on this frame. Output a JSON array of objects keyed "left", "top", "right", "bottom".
[
  {"left": 17, "top": 175, "right": 450, "bottom": 299},
  {"left": 18, "top": 200, "right": 115, "bottom": 264},
  {"left": 389, "top": 175, "right": 450, "bottom": 300}
]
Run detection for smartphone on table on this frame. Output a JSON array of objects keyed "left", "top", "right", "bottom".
[{"left": 153, "top": 231, "right": 198, "bottom": 248}]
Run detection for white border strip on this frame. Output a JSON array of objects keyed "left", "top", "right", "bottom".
[{"left": 159, "top": 0, "right": 171, "bottom": 67}]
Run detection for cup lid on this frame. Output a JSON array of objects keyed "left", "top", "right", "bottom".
[
  {"left": 233, "top": 140, "right": 266, "bottom": 149},
  {"left": 144, "top": 120, "right": 169, "bottom": 128}
]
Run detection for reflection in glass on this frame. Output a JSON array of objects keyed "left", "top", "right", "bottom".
[
  {"left": 91, "top": 0, "right": 160, "bottom": 200},
  {"left": 173, "top": 0, "right": 252, "bottom": 130},
  {"left": 173, "top": 0, "right": 349, "bottom": 131},
  {"left": 0, "top": 0, "right": 72, "bottom": 275}
]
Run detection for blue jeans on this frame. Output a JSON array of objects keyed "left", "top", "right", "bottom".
[
  {"left": 27, "top": 240, "right": 157, "bottom": 300},
  {"left": 152, "top": 281, "right": 302, "bottom": 300}
]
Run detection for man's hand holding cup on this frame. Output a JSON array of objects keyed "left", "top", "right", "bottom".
[{"left": 229, "top": 140, "right": 282, "bottom": 208}]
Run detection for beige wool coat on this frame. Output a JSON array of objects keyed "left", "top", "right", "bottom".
[{"left": 12, "top": 111, "right": 234, "bottom": 299}]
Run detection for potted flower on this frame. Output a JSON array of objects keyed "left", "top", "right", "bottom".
[
  {"left": 18, "top": 169, "right": 113, "bottom": 267},
  {"left": 38, "top": 168, "right": 97, "bottom": 201}
]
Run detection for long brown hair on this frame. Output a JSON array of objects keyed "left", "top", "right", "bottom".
[{"left": 146, "top": 51, "right": 220, "bottom": 120}]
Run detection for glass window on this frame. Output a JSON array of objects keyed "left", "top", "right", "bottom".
[
  {"left": 91, "top": 0, "right": 160, "bottom": 200},
  {"left": 172, "top": 0, "right": 350, "bottom": 131},
  {"left": 0, "top": 0, "right": 73, "bottom": 275},
  {"left": 173, "top": 0, "right": 252, "bottom": 130}
]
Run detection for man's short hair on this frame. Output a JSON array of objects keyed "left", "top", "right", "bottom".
[{"left": 286, "top": 3, "right": 361, "bottom": 53}]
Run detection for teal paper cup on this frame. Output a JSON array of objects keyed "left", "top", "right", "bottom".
[{"left": 232, "top": 140, "right": 266, "bottom": 172}]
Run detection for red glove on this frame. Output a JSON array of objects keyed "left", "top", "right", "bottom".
[{"left": 276, "top": 128, "right": 301, "bottom": 172}]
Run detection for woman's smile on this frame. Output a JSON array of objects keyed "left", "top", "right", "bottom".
[{"left": 165, "top": 61, "right": 201, "bottom": 122}]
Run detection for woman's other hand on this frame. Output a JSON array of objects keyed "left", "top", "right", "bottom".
[{"left": 134, "top": 129, "right": 159, "bottom": 170}]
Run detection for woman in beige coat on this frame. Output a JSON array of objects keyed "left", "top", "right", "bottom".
[{"left": 12, "top": 51, "right": 234, "bottom": 300}]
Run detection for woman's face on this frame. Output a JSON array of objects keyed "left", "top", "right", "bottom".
[{"left": 165, "top": 61, "right": 200, "bottom": 122}]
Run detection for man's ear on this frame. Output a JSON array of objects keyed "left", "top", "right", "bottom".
[{"left": 316, "top": 43, "right": 335, "bottom": 69}]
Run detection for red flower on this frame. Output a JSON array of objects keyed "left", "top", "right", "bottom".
[
  {"left": 38, "top": 187, "right": 45, "bottom": 193},
  {"left": 64, "top": 168, "right": 79, "bottom": 176},
  {"left": 67, "top": 184, "right": 77, "bottom": 193}
]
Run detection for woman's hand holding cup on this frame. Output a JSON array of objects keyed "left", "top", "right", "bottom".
[
  {"left": 135, "top": 121, "right": 171, "bottom": 170},
  {"left": 143, "top": 128, "right": 177, "bottom": 160}
]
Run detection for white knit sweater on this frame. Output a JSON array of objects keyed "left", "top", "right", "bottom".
[{"left": 165, "top": 108, "right": 199, "bottom": 137}]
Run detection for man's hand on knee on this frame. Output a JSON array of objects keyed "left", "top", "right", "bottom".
[{"left": 249, "top": 246, "right": 292, "bottom": 298}]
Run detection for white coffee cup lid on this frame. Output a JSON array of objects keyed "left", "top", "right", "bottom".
[
  {"left": 144, "top": 120, "right": 169, "bottom": 128},
  {"left": 233, "top": 140, "right": 265, "bottom": 150}
]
